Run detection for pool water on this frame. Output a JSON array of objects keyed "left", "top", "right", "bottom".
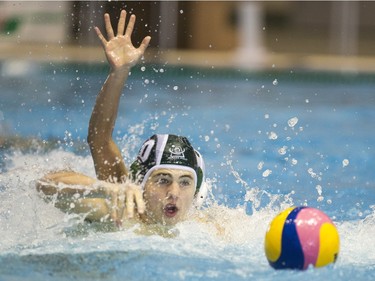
[{"left": 0, "top": 62, "right": 374, "bottom": 280}]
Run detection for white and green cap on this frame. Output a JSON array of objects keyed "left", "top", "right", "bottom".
[{"left": 129, "top": 134, "right": 205, "bottom": 196}]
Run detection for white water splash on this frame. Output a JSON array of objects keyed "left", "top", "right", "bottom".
[{"left": 1, "top": 147, "right": 374, "bottom": 280}]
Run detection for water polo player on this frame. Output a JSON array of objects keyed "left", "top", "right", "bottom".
[{"left": 37, "top": 10, "right": 207, "bottom": 226}]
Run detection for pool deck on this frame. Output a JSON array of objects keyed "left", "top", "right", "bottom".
[{"left": 1, "top": 42, "right": 375, "bottom": 73}]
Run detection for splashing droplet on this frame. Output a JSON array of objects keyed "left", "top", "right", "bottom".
[
  {"left": 268, "top": 131, "right": 278, "bottom": 140},
  {"left": 262, "top": 169, "right": 272, "bottom": 177},
  {"left": 257, "top": 161, "right": 264, "bottom": 170},
  {"left": 288, "top": 117, "right": 298, "bottom": 127},
  {"left": 278, "top": 146, "right": 287, "bottom": 155},
  {"left": 342, "top": 159, "right": 349, "bottom": 167}
]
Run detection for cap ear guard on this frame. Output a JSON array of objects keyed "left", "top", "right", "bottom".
[
  {"left": 193, "top": 150, "right": 207, "bottom": 208},
  {"left": 194, "top": 181, "right": 208, "bottom": 209}
]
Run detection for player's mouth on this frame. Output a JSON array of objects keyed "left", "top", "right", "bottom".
[{"left": 164, "top": 204, "right": 178, "bottom": 218}]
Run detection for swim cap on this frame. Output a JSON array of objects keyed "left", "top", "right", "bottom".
[{"left": 129, "top": 134, "right": 205, "bottom": 195}]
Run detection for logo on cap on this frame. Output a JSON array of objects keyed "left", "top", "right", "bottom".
[{"left": 168, "top": 145, "right": 187, "bottom": 161}]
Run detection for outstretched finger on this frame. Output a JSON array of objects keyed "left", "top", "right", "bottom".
[
  {"left": 134, "top": 191, "right": 145, "bottom": 214},
  {"left": 110, "top": 190, "right": 119, "bottom": 223},
  {"left": 104, "top": 13, "right": 115, "bottom": 40},
  {"left": 117, "top": 10, "right": 127, "bottom": 36},
  {"left": 94, "top": 27, "right": 107, "bottom": 47},
  {"left": 125, "top": 190, "right": 135, "bottom": 219},
  {"left": 138, "top": 36, "right": 151, "bottom": 54},
  {"left": 125, "top": 14, "right": 136, "bottom": 38}
]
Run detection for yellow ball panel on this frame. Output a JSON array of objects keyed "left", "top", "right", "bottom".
[
  {"left": 315, "top": 222, "right": 340, "bottom": 267},
  {"left": 265, "top": 206, "right": 295, "bottom": 262}
]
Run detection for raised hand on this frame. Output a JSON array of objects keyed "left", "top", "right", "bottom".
[{"left": 94, "top": 10, "right": 151, "bottom": 71}]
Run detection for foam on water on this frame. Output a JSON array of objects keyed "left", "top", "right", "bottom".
[{"left": 1, "top": 147, "right": 374, "bottom": 280}]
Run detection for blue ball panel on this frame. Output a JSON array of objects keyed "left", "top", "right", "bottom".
[{"left": 269, "top": 206, "right": 306, "bottom": 269}]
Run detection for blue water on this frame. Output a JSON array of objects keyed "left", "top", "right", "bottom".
[{"left": 0, "top": 61, "right": 374, "bottom": 280}]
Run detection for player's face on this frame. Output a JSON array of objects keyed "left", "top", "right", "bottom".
[{"left": 143, "top": 168, "right": 196, "bottom": 225}]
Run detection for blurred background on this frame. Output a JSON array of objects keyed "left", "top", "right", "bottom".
[{"left": 1, "top": 1, "right": 375, "bottom": 71}]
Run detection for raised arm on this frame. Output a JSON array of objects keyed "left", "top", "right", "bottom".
[{"left": 88, "top": 10, "right": 151, "bottom": 183}]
